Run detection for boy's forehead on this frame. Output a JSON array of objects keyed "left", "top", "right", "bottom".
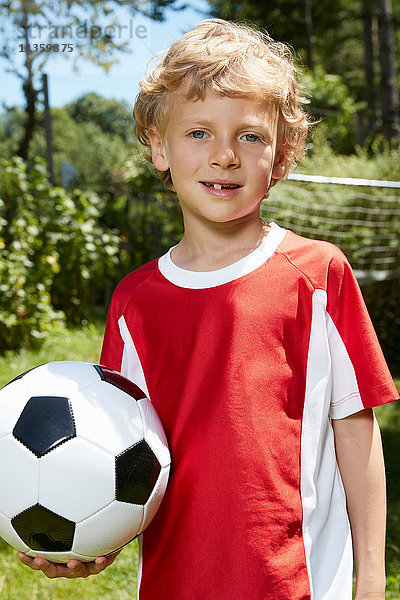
[{"left": 167, "top": 88, "right": 278, "bottom": 128}]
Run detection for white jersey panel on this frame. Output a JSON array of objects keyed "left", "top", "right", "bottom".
[
  {"left": 137, "top": 534, "right": 143, "bottom": 600},
  {"left": 301, "top": 289, "right": 353, "bottom": 599},
  {"left": 118, "top": 315, "right": 149, "bottom": 398}
]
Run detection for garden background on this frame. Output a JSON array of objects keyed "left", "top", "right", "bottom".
[{"left": 0, "top": 0, "right": 399, "bottom": 597}]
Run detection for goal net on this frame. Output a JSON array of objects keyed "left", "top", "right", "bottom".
[{"left": 263, "top": 174, "right": 400, "bottom": 285}]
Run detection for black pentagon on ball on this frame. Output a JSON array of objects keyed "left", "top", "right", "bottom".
[
  {"left": 13, "top": 396, "right": 76, "bottom": 458},
  {"left": 116, "top": 440, "right": 161, "bottom": 505},
  {"left": 12, "top": 504, "right": 75, "bottom": 552}
]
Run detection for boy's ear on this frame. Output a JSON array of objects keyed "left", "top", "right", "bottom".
[
  {"left": 148, "top": 126, "right": 170, "bottom": 172},
  {"left": 270, "top": 143, "right": 286, "bottom": 183}
]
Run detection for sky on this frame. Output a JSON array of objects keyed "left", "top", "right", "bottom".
[{"left": 0, "top": 1, "right": 208, "bottom": 110}]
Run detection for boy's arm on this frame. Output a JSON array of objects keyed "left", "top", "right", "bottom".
[{"left": 332, "top": 408, "right": 386, "bottom": 600}]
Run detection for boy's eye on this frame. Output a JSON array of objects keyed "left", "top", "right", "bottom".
[
  {"left": 190, "top": 130, "right": 206, "bottom": 139},
  {"left": 243, "top": 133, "right": 260, "bottom": 142}
]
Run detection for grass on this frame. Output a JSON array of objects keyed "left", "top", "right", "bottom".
[
  {"left": 0, "top": 538, "right": 138, "bottom": 600},
  {"left": 0, "top": 323, "right": 104, "bottom": 383},
  {"left": 0, "top": 324, "right": 399, "bottom": 597}
]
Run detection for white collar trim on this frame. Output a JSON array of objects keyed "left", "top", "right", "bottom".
[{"left": 158, "top": 222, "right": 287, "bottom": 289}]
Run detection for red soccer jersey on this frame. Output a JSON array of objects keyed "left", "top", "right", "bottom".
[{"left": 101, "top": 223, "right": 398, "bottom": 600}]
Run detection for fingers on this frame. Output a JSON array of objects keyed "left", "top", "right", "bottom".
[
  {"left": 18, "top": 552, "right": 41, "bottom": 570},
  {"left": 17, "top": 551, "right": 120, "bottom": 579},
  {"left": 18, "top": 553, "right": 68, "bottom": 578}
]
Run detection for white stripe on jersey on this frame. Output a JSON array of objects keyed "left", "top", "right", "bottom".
[
  {"left": 301, "top": 289, "right": 353, "bottom": 599},
  {"left": 118, "top": 315, "right": 149, "bottom": 398}
]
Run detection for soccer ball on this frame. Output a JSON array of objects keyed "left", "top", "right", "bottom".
[{"left": 0, "top": 361, "right": 170, "bottom": 563}]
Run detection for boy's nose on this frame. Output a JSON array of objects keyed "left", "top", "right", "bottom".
[{"left": 209, "top": 142, "right": 240, "bottom": 169}]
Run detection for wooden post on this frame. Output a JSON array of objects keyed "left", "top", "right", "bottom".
[
  {"left": 304, "top": 0, "right": 315, "bottom": 73},
  {"left": 42, "top": 73, "right": 55, "bottom": 185}
]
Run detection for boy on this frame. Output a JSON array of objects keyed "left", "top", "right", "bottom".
[{"left": 19, "top": 18, "right": 398, "bottom": 600}]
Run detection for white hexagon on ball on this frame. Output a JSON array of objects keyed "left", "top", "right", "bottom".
[
  {"left": 69, "top": 381, "right": 145, "bottom": 455},
  {"left": 73, "top": 500, "right": 144, "bottom": 557},
  {"left": 0, "top": 512, "right": 29, "bottom": 553},
  {"left": 21, "top": 361, "right": 101, "bottom": 399},
  {"left": 140, "top": 465, "right": 170, "bottom": 535},
  {"left": 0, "top": 436, "right": 39, "bottom": 518},
  {"left": 0, "top": 379, "right": 32, "bottom": 440},
  {"left": 39, "top": 438, "right": 115, "bottom": 522},
  {"left": 137, "top": 398, "right": 170, "bottom": 469}
]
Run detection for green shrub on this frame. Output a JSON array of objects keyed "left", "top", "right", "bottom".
[
  {"left": 300, "top": 139, "right": 400, "bottom": 181},
  {"left": 0, "top": 156, "right": 120, "bottom": 352},
  {"left": 300, "top": 67, "right": 359, "bottom": 154},
  {"left": 0, "top": 157, "right": 64, "bottom": 350},
  {"left": 49, "top": 186, "right": 120, "bottom": 323}
]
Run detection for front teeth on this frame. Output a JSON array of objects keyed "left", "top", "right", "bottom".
[{"left": 213, "top": 184, "right": 222, "bottom": 189}]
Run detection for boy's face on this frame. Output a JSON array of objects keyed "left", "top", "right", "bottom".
[{"left": 149, "top": 89, "right": 285, "bottom": 228}]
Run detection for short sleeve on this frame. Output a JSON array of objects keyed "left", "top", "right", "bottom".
[
  {"left": 100, "top": 293, "right": 125, "bottom": 373},
  {"left": 326, "top": 250, "right": 398, "bottom": 419}
]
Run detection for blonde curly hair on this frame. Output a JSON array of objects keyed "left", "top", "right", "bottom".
[{"left": 134, "top": 18, "right": 312, "bottom": 190}]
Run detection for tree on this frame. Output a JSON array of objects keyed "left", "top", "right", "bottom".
[
  {"left": 375, "top": 0, "right": 400, "bottom": 145},
  {"left": 0, "top": 0, "right": 180, "bottom": 159},
  {"left": 0, "top": 93, "right": 139, "bottom": 189},
  {"left": 304, "top": 0, "right": 315, "bottom": 73},
  {"left": 66, "top": 92, "right": 136, "bottom": 142},
  {"left": 205, "top": 0, "right": 400, "bottom": 148},
  {"left": 30, "top": 104, "right": 135, "bottom": 190},
  {"left": 362, "top": 0, "right": 377, "bottom": 134}
]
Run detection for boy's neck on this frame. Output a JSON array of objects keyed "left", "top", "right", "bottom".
[{"left": 171, "top": 216, "right": 270, "bottom": 272}]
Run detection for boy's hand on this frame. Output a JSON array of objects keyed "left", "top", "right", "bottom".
[{"left": 17, "top": 550, "right": 120, "bottom": 578}]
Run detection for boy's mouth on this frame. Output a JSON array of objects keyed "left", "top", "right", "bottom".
[{"left": 201, "top": 181, "right": 242, "bottom": 190}]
